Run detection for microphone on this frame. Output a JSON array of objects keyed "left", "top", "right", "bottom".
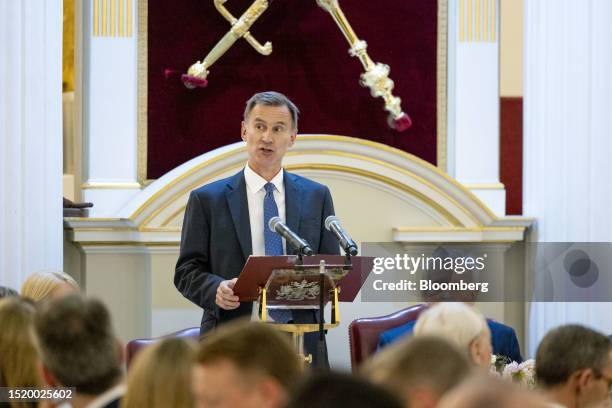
[
  {"left": 325, "top": 216, "right": 358, "bottom": 256},
  {"left": 268, "top": 217, "right": 314, "bottom": 256}
]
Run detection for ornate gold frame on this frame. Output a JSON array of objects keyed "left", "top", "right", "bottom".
[
  {"left": 137, "top": 0, "right": 448, "bottom": 184},
  {"left": 137, "top": 0, "right": 148, "bottom": 184}
]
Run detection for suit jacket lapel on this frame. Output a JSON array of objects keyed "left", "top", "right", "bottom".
[
  {"left": 225, "top": 170, "right": 252, "bottom": 260},
  {"left": 284, "top": 171, "right": 302, "bottom": 255}
]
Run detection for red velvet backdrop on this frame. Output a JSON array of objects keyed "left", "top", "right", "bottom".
[
  {"left": 500, "top": 97, "right": 523, "bottom": 215},
  {"left": 147, "top": 0, "right": 439, "bottom": 178}
]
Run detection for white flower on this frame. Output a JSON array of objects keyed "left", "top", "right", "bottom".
[
  {"left": 500, "top": 359, "right": 536, "bottom": 389},
  {"left": 502, "top": 362, "right": 520, "bottom": 379}
]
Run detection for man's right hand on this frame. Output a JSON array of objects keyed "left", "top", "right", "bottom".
[{"left": 215, "top": 278, "right": 240, "bottom": 310}]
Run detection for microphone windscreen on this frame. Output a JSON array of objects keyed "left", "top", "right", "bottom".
[
  {"left": 324, "top": 215, "right": 338, "bottom": 231},
  {"left": 268, "top": 216, "right": 281, "bottom": 232}
]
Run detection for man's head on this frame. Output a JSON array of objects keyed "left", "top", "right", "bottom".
[
  {"left": 438, "top": 376, "right": 548, "bottom": 408},
  {"left": 414, "top": 302, "right": 492, "bottom": 371},
  {"left": 33, "top": 294, "right": 122, "bottom": 395},
  {"left": 192, "top": 321, "right": 302, "bottom": 408},
  {"left": 241, "top": 91, "right": 299, "bottom": 179},
  {"left": 363, "top": 336, "right": 472, "bottom": 408},
  {"left": 21, "top": 270, "right": 79, "bottom": 302},
  {"left": 285, "top": 371, "right": 403, "bottom": 408},
  {"left": 536, "top": 324, "right": 612, "bottom": 408}
]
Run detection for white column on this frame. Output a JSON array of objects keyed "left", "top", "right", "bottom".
[
  {"left": 0, "top": 0, "right": 64, "bottom": 289},
  {"left": 524, "top": 0, "right": 612, "bottom": 357},
  {"left": 80, "top": 0, "right": 140, "bottom": 216},
  {"left": 447, "top": 0, "right": 506, "bottom": 215}
]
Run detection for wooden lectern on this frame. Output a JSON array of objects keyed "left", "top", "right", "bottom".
[{"left": 233, "top": 254, "right": 372, "bottom": 365}]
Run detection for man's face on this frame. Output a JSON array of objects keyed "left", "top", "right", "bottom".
[
  {"left": 241, "top": 103, "right": 296, "bottom": 177},
  {"left": 580, "top": 352, "right": 612, "bottom": 408},
  {"left": 192, "top": 360, "right": 285, "bottom": 408},
  {"left": 472, "top": 327, "right": 493, "bottom": 371}
]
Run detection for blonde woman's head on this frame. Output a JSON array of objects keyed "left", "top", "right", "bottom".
[
  {"left": 21, "top": 270, "right": 79, "bottom": 302},
  {"left": 0, "top": 297, "right": 43, "bottom": 391},
  {"left": 414, "top": 303, "right": 492, "bottom": 370},
  {"left": 122, "top": 337, "right": 196, "bottom": 408}
]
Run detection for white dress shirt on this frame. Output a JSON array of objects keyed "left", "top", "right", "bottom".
[
  {"left": 244, "top": 164, "right": 287, "bottom": 322},
  {"left": 244, "top": 163, "right": 286, "bottom": 255},
  {"left": 56, "top": 383, "right": 126, "bottom": 408}
]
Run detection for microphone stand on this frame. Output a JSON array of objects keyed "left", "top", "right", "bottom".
[
  {"left": 295, "top": 249, "right": 304, "bottom": 271},
  {"left": 316, "top": 260, "right": 327, "bottom": 369}
]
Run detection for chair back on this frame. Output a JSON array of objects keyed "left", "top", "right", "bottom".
[
  {"left": 348, "top": 304, "right": 427, "bottom": 370},
  {"left": 125, "top": 326, "right": 200, "bottom": 369}
]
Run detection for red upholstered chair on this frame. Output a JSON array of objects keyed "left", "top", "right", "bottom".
[
  {"left": 348, "top": 304, "right": 428, "bottom": 370},
  {"left": 125, "top": 327, "right": 200, "bottom": 369}
]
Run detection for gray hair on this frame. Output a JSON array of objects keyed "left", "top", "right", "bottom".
[
  {"left": 243, "top": 91, "right": 300, "bottom": 130},
  {"left": 414, "top": 303, "right": 487, "bottom": 356},
  {"left": 536, "top": 324, "right": 612, "bottom": 388}
]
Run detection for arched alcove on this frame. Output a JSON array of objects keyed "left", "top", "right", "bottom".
[{"left": 65, "top": 135, "right": 531, "bottom": 368}]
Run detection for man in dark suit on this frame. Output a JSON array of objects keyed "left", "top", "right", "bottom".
[
  {"left": 175, "top": 91, "right": 340, "bottom": 366},
  {"left": 377, "top": 305, "right": 523, "bottom": 363}
]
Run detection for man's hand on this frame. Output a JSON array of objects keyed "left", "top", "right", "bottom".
[{"left": 215, "top": 278, "right": 240, "bottom": 310}]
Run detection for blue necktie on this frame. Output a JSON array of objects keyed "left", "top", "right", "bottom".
[
  {"left": 263, "top": 182, "right": 291, "bottom": 322},
  {"left": 263, "top": 182, "right": 283, "bottom": 256}
]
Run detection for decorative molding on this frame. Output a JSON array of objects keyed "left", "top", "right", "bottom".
[
  {"left": 94, "top": 0, "right": 99, "bottom": 36},
  {"left": 66, "top": 136, "right": 530, "bottom": 246},
  {"left": 127, "top": 0, "right": 132, "bottom": 36},
  {"left": 93, "top": 0, "right": 133, "bottom": 37},
  {"left": 393, "top": 226, "right": 525, "bottom": 242},
  {"left": 127, "top": 135, "right": 497, "bottom": 226},
  {"left": 137, "top": 0, "right": 148, "bottom": 184},
  {"left": 459, "top": 0, "right": 496, "bottom": 43},
  {"left": 463, "top": 182, "right": 505, "bottom": 190},
  {"left": 81, "top": 181, "right": 142, "bottom": 189},
  {"left": 437, "top": 0, "right": 449, "bottom": 172},
  {"left": 118, "top": 0, "right": 124, "bottom": 36}
]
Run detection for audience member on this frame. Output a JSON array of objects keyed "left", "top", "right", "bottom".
[
  {"left": 0, "top": 285, "right": 18, "bottom": 298},
  {"left": 378, "top": 302, "right": 522, "bottom": 363},
  {"left": 362, "top": 336, "right": 472, "bottom": 408},
  {"left": 413, "top": 302, "right": 493, "bottom": 371},
  {"left": 193, "top": 320, "right": 302, "bottom": 408},
  {"left": 378, "top": 247, "right": 522, "bottom": 362},
  {"left": 33, "top": 294, "right": 124, "bottom": 408},
  {"left": 284, "top": 371, "right": 403, "bottom": 408},
  {"left": 122, "top": 337, "right": 196, "bottom": 408},
  {"left": 0, "top": 297, "right": 46, "bottom": 407},
  {"left": 536, "top": 324, "right": 612, "bottom": 408},
  {"left": 21, "top": 270, "right": 79, "bottom": 302},
  {"left": 438, "top": 376, "right": 548, "bottom": 408}
]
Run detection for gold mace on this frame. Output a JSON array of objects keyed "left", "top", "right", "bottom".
[
  {"left": 182, "top": 0, "right": 272, "bottom": 88},
  {"left": 316, "top": 0, "right": 412, "bottom": 131}
]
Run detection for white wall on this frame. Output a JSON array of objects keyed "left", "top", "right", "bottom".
[
  {"left": 0, "top": 0, "right": 63, "bottom": 289},
  {"left": 524, "top": 0, "right": 612, "bottom": 356}
]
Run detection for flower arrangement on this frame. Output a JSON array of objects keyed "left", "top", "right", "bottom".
[{"left": 490, "top": 355, "right": 536, "bottom": 389}]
